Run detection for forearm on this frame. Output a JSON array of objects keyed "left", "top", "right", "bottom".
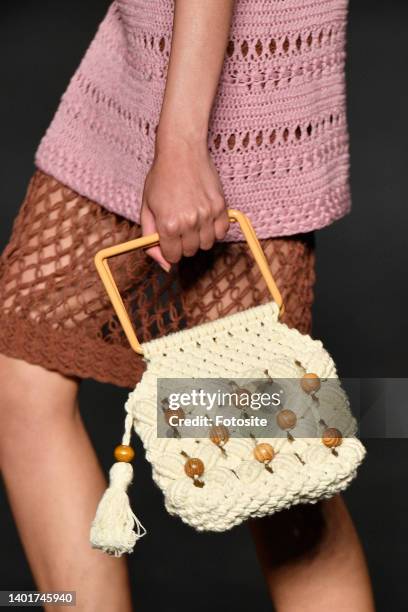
[
  {"left": 142, "top": 0, "right": 233, "bottom": 263},
  {"left": 156, "top": 0, "right": 235, "bottom": 148}
]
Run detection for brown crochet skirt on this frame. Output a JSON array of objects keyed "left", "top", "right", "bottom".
[{"left": 0, "top": 170, "right": 315, "bottom": 388}]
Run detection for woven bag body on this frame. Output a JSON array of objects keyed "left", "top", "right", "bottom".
[{"left": 128, "top": 301, "right": 365, "bottom": 531}]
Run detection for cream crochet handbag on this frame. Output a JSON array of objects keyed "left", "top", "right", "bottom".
[{"left": 90, "top": 210, "right": 366, "bottom": 556}]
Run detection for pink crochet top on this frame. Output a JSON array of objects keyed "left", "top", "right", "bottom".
[{"left": 35, "top": 0, "right": 351, "bottom": 241}]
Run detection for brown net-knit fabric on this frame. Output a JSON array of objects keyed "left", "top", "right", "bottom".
[{"left": 0, "top": 170, "right": 315, "bottom": 388}]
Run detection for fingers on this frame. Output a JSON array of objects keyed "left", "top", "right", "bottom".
[
  {"left": 143, "top": 196, "right": 230, "bottom": 264},
  {"left": 145, "top": 245, "right": 171, "bottom": 272},
  {"left": 141, "top": 201, "right": 172, "bottom": 272},
  {"left": 182, "top": 231, "right": 201, "bottom": 257},
  {"left": 157, "top": 218, "right": 183, "bottom": 264},
  {"left": 213, "top": 204, "right": 230, "bottom": 241},
  {"left": 199, "top": 223, "right": 215, "bottom": 251}
]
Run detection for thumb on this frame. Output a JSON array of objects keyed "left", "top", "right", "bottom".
[{"left": 140, "top": 201, "right": 171, "bottom": 273}]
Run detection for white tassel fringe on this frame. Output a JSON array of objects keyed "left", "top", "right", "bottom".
[{"left": 90, "top": 461, "right": 146, "bottom": 557}]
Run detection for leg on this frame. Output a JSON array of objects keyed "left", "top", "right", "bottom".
[
  {"left": 0, "top": 169, "right": 195, "bottom": 609},
  {"left": 0, "top": 354, "right": 132, "bottom": 612},
  {"left": 249, "top": 496, "right": 374, "bottom": 612},
  {"left": 179, "top": 235, "right": 374, "bottom": 611},
  {"left": 0, "top": 173, "right": 141, "bottom": 609}
]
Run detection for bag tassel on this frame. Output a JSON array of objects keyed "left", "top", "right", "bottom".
[{"left": 90, "top": 412, "right": 147, "bottom": 556}]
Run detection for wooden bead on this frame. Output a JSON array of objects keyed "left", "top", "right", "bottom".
[
  {"left": 210, "top": 425, "right": 230, "bottom": 447},
  {"left": 164, "top": 407, "right": 185, "bottom": 426},
  {"left": 114, "top": 444, "right": 135, "bottom": 462},
  {"left": 184, "top": 457, "right": 205, "bottom": 479},
  {"left": 277, "top": 409, "right": 297, "bottom": 430},
  {"left": 322, "top": 428, "right": 343, "bottom": 448},
  {"left": 254, "top": 443, "right": 275, "bottom": 464},
  {"left": 300, "top": 373, "right": 321, "bottom": 393}
]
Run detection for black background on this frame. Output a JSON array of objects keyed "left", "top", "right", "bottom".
[{"left": 1, "top": 1, "right": 407, "bottom": 610}]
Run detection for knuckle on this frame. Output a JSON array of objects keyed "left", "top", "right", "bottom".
[
  {"left": 162, "top": 218, "right": 180, "bottom": 236},
  {"left": 212, "top": 195, "right": 226, "bottom": 215},
  {"left": 198, "top": 205, "right": 212, "bottom": 222},
  {"left": 185, "top": 210, "right": 199, "bottom": 228}
]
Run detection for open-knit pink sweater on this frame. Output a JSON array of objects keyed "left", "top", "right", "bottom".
[{"left": 35, "top": 0, "right": 351, "bottom": 241}]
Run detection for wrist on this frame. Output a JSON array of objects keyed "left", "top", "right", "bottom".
[{"left": 155, "top": 124, "right": 209, "bottom": 157}]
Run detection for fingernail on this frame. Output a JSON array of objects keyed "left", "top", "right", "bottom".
[{"left": 160, "top": 262, "right": 171, "bottom": 273}]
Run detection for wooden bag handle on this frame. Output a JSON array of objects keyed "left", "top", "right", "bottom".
[{"left": 94, "top": 209, "right": 284, "bottom": 355}]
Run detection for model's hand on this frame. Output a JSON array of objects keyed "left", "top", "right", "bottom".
[{"left": 141, "top": 138, "right": 229, "bottom": 268}]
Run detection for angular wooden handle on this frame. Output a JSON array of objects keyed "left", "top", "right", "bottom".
[{"left": 94, "top": 209, "right": 284, "bottom": 355}]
